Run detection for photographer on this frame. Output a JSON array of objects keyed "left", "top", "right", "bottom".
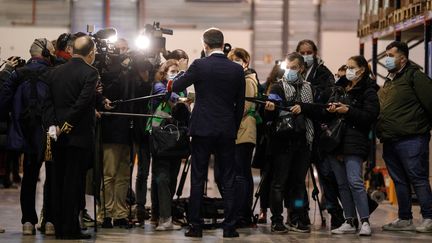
[
  {"left": 97, "top": 40, "right": 153, "bottom": 228},
  {"left": 0, "top": 38, "right": 56, "bottom": 236}
]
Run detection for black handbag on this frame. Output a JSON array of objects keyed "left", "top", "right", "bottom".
[
  {"left": 319, "top": 118, "right": 345, "bottom": 152},
  {"left": 150, "top": 124, "right": 190, "bottom": 159},
  {"left": 274, "top": 110, "right": 306, "bottom": 137}
]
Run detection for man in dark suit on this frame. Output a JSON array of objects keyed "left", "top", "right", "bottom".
[
  {"left": 172, "top": 28, "right": 245, "bottom": 238},
  {"left": 43, "top": 35, "right": 110, "bottom": 239}
]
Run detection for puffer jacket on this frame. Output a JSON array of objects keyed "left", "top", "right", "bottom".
[{"left": 301, "top": 76, "right": 380, "bottom": 159}]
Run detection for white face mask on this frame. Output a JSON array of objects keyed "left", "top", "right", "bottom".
[
  {"left": 303, "top": 55, "right": 314, "bottom": 67},
  {"left": 346, "top": 68, "right": 359, "bottom": 81},
  {"left": 167, "top": 73, "right": 178, "bottom": 80}
]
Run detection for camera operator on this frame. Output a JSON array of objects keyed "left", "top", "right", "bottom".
[
  {"left": 0, "top": 38, "right": 57, "bottom": 236},
  {"left": 98, "top": 39, "right": 148, "bottom": 229},
  {"left": 0, "top": 38, "right": 55, "bottom": 235},
  {"left": 54, "top": 33, "right": 74, "bottom": 64},
  {"left": 100, "top": 39, "right": 134, "bottom": 228}
]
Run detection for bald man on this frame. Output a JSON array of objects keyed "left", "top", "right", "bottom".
[{"left": 43, "top": 35, "right": 110, "bottom": 239}]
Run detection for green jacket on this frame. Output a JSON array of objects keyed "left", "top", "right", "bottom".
[{"left": 377, "top": 62, "right": 432, "bottom": 141}]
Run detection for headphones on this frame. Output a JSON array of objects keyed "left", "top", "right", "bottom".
[{"left": 34, "top": 38, "right": 51, "bottom": 58}]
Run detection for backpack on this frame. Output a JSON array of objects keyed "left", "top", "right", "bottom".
[{"left": 17, "top": 68, "right": 47, "bottom": 139}]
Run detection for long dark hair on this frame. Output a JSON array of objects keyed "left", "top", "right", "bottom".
[{"left": 348, "top": 55, "right": 370, "bottom": 81}]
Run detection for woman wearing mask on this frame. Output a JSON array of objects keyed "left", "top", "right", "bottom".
[
  {"left": 227, "top": 48, "right": 258, "bottom": 227},
  {"left": 264, "top": 52, "right": 314, "bottom": 233},
  {"left": 148, "top": 59, "right": 187, "bottom": 231},
  {"left": 299, "top": 55, "right": 379, "bottom": 236}
]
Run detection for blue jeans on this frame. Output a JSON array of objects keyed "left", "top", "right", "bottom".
[
  {"left": 383, "top": 133, "right": 432, "bottom": 219},
  {"left": 327, "top": 155, "right": 369, "bottom": 219}
]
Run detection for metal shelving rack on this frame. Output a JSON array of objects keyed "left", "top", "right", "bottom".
[{"left": 359, "top": 1, "right": 432, "bottom": 79}]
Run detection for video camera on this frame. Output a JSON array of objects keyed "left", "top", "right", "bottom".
[
  {"left": 86, "top": 25, "right": 119, "bottom": 73},
  {"left": 135, "top": 22, "right": 173, "bottom": 65}
]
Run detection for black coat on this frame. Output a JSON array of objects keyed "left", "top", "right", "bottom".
[
  {"left": 301, "top": 76, "right": 379, "bottom": 159},
  {"left": 305, "top": 59, "right": 335, "bottom": 104},
  {"left": 100, "top": 69, "right": 153, "bottom": 145},
  {"left": 43, "top": 57, "right": 101, "bottom": 149},
  {"left": 172, "top": 53, "right": 245, "bottom": 139}
]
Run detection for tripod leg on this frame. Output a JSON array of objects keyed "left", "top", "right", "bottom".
[{"left": 309, "top": 164, "right": 326, "bottom": 227}]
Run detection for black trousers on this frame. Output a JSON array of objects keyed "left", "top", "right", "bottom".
[
  {"left": 52, "top": 145, "right": 89, "bottom": 237},
  {"left": 270, "top": 139, "right": 310, "bottom": 224},
  {"left": 151, "top": 157, "right": 181, "bottom": 219},
  {"left": 234, "top": 143, "right": 255, "bottom": 221},
  {"left": 20, "top": 153, "right": 44, "bottom": 224},
  {"left": 188, "top": 136, "right": 236, "bottom": 230}
]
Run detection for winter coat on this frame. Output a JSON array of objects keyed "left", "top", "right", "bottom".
[
  {"left": 377, "top": 61, "right": 432, "bottom": 141},
  {"left": 301, "top": 76, "right": 380, "bottom": 159},
  {"left": 236, "top": 70, "right": 258, "bottom": 145}
]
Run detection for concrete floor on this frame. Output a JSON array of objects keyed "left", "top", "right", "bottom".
[{"left": 0, "top": 164, "right": 431, "bottom": 243}]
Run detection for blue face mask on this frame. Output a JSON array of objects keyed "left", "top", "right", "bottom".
[
  {"left": 385, "top": 57, "right": 397, "bottom": 71},
  {"left": 284, "top": 69, "right": 298, "bottom": 82},
  {"left": 303, "top": 55, "right": 314, "bottom": 67}
]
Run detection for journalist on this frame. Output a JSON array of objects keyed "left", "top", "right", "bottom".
[
  {"left": 264, "top": 52, "right": 314, "bottom": 233},
  {"left": 300, "top": 55, "right": 379, "bottom": 236},
  {"left": 227, "top": 48, "right": 258, "bottom": 227}
]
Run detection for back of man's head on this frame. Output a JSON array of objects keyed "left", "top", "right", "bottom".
[
  {"left": 73, "top": 36, "right": 95, "bottom": 57},
  {"left": 29, "top": 38, "right": 55, "bottom": 57},
  {"left": 203, "top": 28, "right": 224, "bottom": 49}
]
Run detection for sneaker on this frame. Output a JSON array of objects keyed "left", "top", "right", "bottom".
[
  {"left": 155, "top": 217, "right": 181, "bottom": 231},
  {"left": 416, "top": 218, "right": 432, "bottom": 233},
  {"left": 331, "top": 221, "right": 356, "bottom": 234},
  {"left": 0, "top": 227, "right": 5, "bottom": 233},
  {"left": 22, "top": 222, "right": 35, "bottom": 235},
  {"left": 359, "top": 222, "right": 372, "bottom": 236},
  {"left": 287, "top": 221, "right": 311, "bottom": 233},
  {"left": 382, "top": 218, "right": 415, "bottom": 231},
  {"left": 44, "top": 222, "right": 55, "bottom": 236},
  {"left": 82, "top": 209, "right": 95, "bottom": 227},
  {"left": 79, "top": 210, "right": 87, "bottom": 230},
  {"left": 271, "top": 223, "right": 288, "bottom": 233}
]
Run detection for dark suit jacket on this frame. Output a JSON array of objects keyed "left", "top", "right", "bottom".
[
  {"left": 43, "top": 57, "right": 99, "bottom": 148},
  {"left": 172, "top": 53, "right": 245, "bottom": 139}
]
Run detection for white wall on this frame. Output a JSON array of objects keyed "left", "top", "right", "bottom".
[
  {"left": 321, "top": 31, "right": 360, "bottom": 77},
  {"left": 0, "top": 26, "right": 68, "bottom": 61}
]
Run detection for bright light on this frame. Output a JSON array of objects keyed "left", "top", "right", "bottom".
[
  {"left": 107, "top": 35, "right": 118, "bottom": 43},
  {"left": 279, "top": 61, "right": 287, "bottom": 70},
  {"left": 135, "top": 35, "right": 150, "bottom": 50}
]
